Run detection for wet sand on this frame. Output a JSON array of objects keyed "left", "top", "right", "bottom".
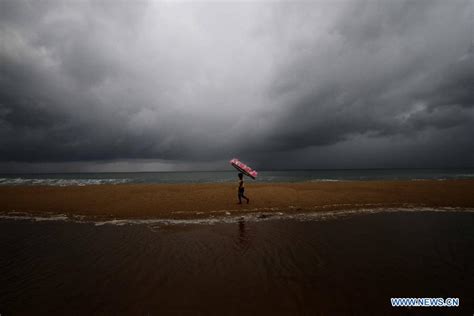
[
  {"left": 1, "top": 211, "right": 473, "bottom": 314},
  {"left": 0, "top": 180, "right": 473, "bottom": 219}
]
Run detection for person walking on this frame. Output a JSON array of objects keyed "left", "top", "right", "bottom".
[{"left": 237, "top": 173, "right": 250, "bottom": 204}]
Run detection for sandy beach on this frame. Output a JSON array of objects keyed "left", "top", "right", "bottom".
[{"left": 1, "top": 180, "right": 473, "bottom": 219}]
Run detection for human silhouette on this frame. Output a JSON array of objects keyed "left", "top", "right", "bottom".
[{"left": 237, "top": 173, "right": 250, "bottom": 204}]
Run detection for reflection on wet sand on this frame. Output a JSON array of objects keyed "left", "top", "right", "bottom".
[{"left": 237, "top": 218, "right": 250, "bottom": 252}]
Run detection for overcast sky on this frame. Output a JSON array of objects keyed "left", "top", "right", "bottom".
[{"left": 1, "top": 0, "right": 473, "bottom": 172}]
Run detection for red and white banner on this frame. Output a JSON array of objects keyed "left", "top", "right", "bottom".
[{"left": 230, "top": 158, "right": 258, "bottom": 179}]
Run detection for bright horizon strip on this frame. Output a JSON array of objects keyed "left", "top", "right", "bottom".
[{"left": 391, "top": 297, "right": 460, "bottom": 307}]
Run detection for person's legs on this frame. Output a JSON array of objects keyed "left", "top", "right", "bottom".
[
  {"left": 238, "top": 189, "right": 243, "bottom": 204},
  {"left": 241, "top": 189, "right": 250, "bottom": 204}
]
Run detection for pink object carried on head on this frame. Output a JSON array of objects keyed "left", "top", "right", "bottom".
[{"left": 230, "top": 158, "right": 258, "bottom": 180}]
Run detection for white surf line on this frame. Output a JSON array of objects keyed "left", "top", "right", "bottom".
[
  {"left": 177, "top": 202, "right": 428, "bottom": 214},
  {"left": 1, "top": 207, "right": 474, "bottom": 226},
  {"left": 0, "top": 178, "right": 132, "bottom": 186}
]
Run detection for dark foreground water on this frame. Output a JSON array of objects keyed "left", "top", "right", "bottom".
[
  {"left": 1, "top": 168, "right": 474, "bottom": 186},
  {"left": 1, "top": 211, "right": 473, "bottom": 315}
]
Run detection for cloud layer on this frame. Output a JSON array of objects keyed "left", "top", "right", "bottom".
[{"left": 1, "top": 0, "right": 473, "bottom": 171}]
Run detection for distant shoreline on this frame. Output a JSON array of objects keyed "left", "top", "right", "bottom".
[
  {"left": 1, "top": 167, "right": 474, "bottom": 175},
  {"left": 1, "top": 169, "right": 474, "bottom": 187},
  {"left": 0, "top": 180, "right": 473, "bottom": 220}
]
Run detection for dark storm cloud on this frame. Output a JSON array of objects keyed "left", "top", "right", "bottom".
[
  {"left": 0, "top": 0, "right": 473, "bottom": 171},
  {"left": 262, "top": 0, "right": 474, "bottom": 153}
]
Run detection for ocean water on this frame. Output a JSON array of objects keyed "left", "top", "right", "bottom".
[
  {"left": 0, "top": 168, "right": 473, "bottom": 186},
  {"left": 0, "top": 210, "right": 473, "bottom": 314}
]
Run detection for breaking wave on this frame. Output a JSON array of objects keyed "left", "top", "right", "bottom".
[{"left": 0, "top": 178, "right": 131, "bottom": 186}]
